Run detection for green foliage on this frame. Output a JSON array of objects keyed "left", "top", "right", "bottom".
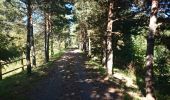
[
  {"left": 0, "top": 0, "right": 169, "bottom": 99},
  {"left": 0, "top": 0, "right": 26, "bottom": 61},
  {"left": 74, "top": 0, "right": 108, "bottom": 58},
  {"left": 75, "top": 0, "right": 170, "bottom": 98},
  {"left": 109, "top": 11, "right": 170, "bottom": 97}
]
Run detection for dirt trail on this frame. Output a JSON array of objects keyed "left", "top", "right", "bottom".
[{"left": 25, "top": 49, "right": 123, "bottom": 100}]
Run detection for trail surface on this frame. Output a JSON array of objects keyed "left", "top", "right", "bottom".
[{"left": 25, "top": 49, "right": 123, "bottom": 100}]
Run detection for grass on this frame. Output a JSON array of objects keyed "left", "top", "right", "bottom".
[
  {"left": 87, "top": 58, "right": 144, "bottom": 100},
  {"left": 88, "top": 58, "right": 170, "bottom": 100},
  {"left": 0, "top": 49, "right": 66, "bottom": 100},
  {"left": 109, "top": 68, "right": 144, "bottom": 100},
  {"left": 86, "top": 59, "right": 106, "bottom": 75}
]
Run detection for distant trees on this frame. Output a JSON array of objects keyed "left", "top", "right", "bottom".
[
  {"left": 0, "top": 0, "right": 71, "bottom": 76},
  {"left": 74, "top": 3, "right": 169, "bottom": 100},
  {"left": 0, "top": 0, "right": 170, "bottom": 99},
  {"left": 74, "top": 0, "right": 115, "bottom": 75},
  {"left": 74, "top": 0, "right": 107, "bottom": 56}
]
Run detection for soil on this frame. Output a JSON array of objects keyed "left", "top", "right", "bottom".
[{"left": 24, "top": 49, "right": 123, "bottom": 100}]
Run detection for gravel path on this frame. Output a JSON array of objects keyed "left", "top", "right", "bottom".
[{"left": 25, "top": 49, "right": 123, "bottom": 100}]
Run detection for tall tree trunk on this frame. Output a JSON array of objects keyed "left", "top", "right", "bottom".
[
  {"left": 47, "top": 14, "right": 50, "bottom": 61},
  {"left": 50, "top": 14, "right": 54, "bottom": 56},
  {"left": 79, "top": 30, "right": 83, "bottom": 51},
  {"left": 50, "top": 34, "right": 54, "bottom": 56},
  {"left": 83, "top": 28, "right": 87, "bottom": 52},
  {"left": 145, "top": 0, "right": 158, "bottom": 100},
  {"left": 0, "top": 62, "right": 2, "bottom": 80},
  {"left": 77, "top": 29, "right": 83, "bottom": 50},
  {"left": 102, "top": 35, "right": 107, "bottom": 70},
  {"left": 44, "top": 12, "right": 49, "bottom": 62},
  {"left": 106, "top": 33, "right": 113, "bottom": 75},
  {"left": 106, "top": 0, "right": 114, "bottom": 75},
  {"left": 26, "top": 0, "right": 32, "bottom": 75},
  {"left": 31, "top": 25, "right": 36, "bottom": 67},
  {"left": 30, "top": 9, "right": 36, "bottom": 67},
  {"left": 65, "top": 36, "right": 68, "bottom": 49},
  {"left": 88, "top": 32, "right": 91, "bottom": 57},
  {"left": 68, "top": 24, "right": 71, "bottom": 47}
]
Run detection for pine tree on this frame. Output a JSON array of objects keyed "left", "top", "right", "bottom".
[
  {"left": 26, "top": 0, "right": 32, "bottom": 75},
  {"left": 145, "top": 0, "right": 159, "bottom": 100}
]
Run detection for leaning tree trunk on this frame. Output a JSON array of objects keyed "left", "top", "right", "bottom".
[
  {"left": 105, "top": 0, "right": 114, "bottom": 75},
  {"left": 26, "top": 0, "right": 32, "bottom": 75},
  {"left": 145, "top": 0, "right": 158, "bottom": 100}
]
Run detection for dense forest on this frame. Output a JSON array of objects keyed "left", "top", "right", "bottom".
[{"left": 0, "top": 0, "right": 170, "bottom": 100}]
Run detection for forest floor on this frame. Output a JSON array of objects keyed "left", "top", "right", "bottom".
[{"left": 0, "top": 49, "right": 144, "bottom": 100}]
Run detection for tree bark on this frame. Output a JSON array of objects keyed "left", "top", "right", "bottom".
[
  {"left": 48, "top": 13, "right": 54, "bottom": 56},
  {"left": 106, "top": 33, "right": 113, "bottom": 75},
  {"left": 83, "top": 29, "right": 87, "bottom": 52},
  {"left": 78, "top": 30, "right": 82, "bottom": 50},
  {"left": 88, "top": 32, "right": 91, "bottom": 57},
  {"left": 102, "top": 35, "right": 107, "bottom": 70},
  {"left": 31, "top": 26, "right": 36, "bottom": 67},
  {"left": 47, "top": 14, "right": 50, "bottom": 61},
  {"left": 0, "top": 62, "right": 2, "bottom": 80},
  {"left": 105, "top": 0, "right": 114, "bottom": 75},
  {"left": 145, "top": 0, "right": 158, "bottom": 100},
  {"left": 44, "top": 12, "right": 50, "bottom": 63},
  {"left": 26, "top": 0, "right": 32, "bottom": 75},
  {"left": 30, "top": 5, "right": 36, "bottom": 67}
]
